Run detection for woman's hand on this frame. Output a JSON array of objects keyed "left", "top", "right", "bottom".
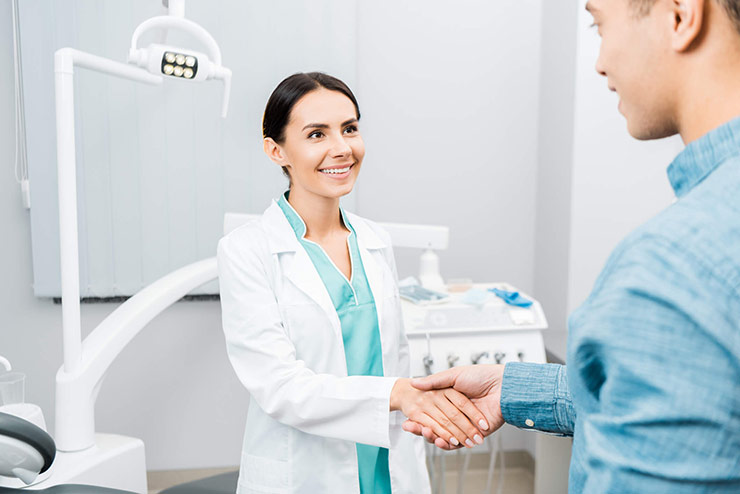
[
  {"left": 401, "top": 365, "right": 506, "bottom": 450},
  {"left": 390, "top": 378, "right": 489, "bottom": 448}
]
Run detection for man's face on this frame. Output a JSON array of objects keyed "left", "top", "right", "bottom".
[{"left": 587, "top": 0, "right": 679, "bottom": 140}]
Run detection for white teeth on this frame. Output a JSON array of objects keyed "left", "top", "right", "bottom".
[{"left": 320, "top": 166, "right": 351, "bottom": 174}]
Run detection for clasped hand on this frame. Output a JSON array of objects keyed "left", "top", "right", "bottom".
[
  {"left": 396, "top": 364, "right": 506, "bottom": 450},
  {"left": 390, "top": 377, "right": 488, "bottom": 448}
]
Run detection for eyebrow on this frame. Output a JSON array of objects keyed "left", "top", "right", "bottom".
[{"left": 302, "top": 118, "right": 358, "bottom": 132}]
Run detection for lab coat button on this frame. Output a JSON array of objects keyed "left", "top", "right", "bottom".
[{"left": 525, "top": 419, "right": 534, "bottom": 427}]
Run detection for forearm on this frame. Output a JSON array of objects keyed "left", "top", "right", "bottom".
[
  {"left": 500, "top": 362, "right": 575, "bottom": 436},
  {"left": 226, "top": 338, "right": 398, "bottom": 448}
]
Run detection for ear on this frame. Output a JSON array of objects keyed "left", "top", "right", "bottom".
[
  {"left": 263, "top": 137, "right": 290, "bottom": 170},
  {"left": 671, "top": 0, "right": 705, "bottom": 52}
]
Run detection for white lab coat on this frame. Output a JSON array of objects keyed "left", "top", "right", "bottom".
[{"left": 217, "top": 200, "right": 430, "bottom": 494}]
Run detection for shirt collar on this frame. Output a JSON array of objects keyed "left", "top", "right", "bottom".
[{"left": 667, "top": 115, "right": 740, "bottom": 198}]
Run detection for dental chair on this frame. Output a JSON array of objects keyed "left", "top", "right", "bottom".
[
  {"left": 0, "top": 411, "right": 238, "bottom": 493},
  {"left": 0, "top": 411, "right": 131, "bottom": 493}
]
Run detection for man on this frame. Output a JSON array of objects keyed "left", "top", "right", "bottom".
[{"left": 404, "top": 0, "right": 740, "bottom": 491}]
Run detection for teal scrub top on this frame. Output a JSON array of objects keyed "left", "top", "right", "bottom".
[{"left": 277, "top": 193, "right": 392, "bottom": 494}]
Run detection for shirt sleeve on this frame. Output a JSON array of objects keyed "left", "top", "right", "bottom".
[
  {"left": 217, "top": 233, "right": 398, "bottom": 449},
  {"left": 501, "top": 362, "right": 575, "bottom": 436},
  {"left": 572, "top": 234, "right": 740, "bottom": 492}
]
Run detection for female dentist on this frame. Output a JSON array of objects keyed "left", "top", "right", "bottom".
[{"left": 217, "top": 72, "right": 488, "bottom": 494}]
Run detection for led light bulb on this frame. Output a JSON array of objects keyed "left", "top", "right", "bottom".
[
  {"left": 163, "top": 64, "right": 174, "bottom": 75},
  {"left": 173, "top": 65, "right": 184, "bottom": 77},
  {"left": 165, "top": 52, "right": 176, "bottom": 63},
  {"left": 185, "top": 56, "right": 195, "bottom": 67},
  {"left": 175, "top": 54, "right": 185, "bottom": 65},
  {"left": 183, "top": 68, "right": 194, "bottom": 79}
]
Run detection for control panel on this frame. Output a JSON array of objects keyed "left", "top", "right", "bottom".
[{"left": 402, "top": 283, "right": 548, "bottom": 377}]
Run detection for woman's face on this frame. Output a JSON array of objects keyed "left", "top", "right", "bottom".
[{"left": 269, "top": 88, "right": 364, "bottom": 200}]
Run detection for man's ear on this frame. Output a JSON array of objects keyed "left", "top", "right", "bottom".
[
  {"left": 263, "top": 137, "right": 290, "bottom": 170},
  {"left": 671, "top": 0, "right": 705, "bottom": 52}
]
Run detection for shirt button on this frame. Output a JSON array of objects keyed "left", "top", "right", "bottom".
[{"left": 525, "top": 419, "right": 534, "bottom": 427}]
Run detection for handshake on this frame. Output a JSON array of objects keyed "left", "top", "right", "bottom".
[{"left": 390, "top": 364, "right": 506, "bottom": 450}]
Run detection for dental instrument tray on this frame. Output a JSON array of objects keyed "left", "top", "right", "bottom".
[{"left": 399, "top": 284, "right": 450, "bottom": 305}]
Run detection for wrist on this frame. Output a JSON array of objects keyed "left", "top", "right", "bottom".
[{"left": 390, "top": 378, "right": 410, "bottom": 411}]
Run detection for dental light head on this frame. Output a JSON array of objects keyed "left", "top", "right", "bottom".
[{"left": 127, "top": 15, "right": 232, "bottom": 117}]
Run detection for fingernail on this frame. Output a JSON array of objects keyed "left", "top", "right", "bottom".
[
  {"left": 479, "top": 419, "right": 489, "bottom": 430},
  {"left": 465, "top": 439, "right": 474, "bottom": 448},
  {"left": 474, "top": 434, "right": 483, "bottom": 445},
  {"left": 450, "top": 437, "right": 460, "bottom": 446}
]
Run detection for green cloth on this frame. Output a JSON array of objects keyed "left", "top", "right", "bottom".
[{"left": 277, "top": 193, "right": 392, "bottom": 494}]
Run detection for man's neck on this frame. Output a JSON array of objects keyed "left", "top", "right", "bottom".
[
  {"left": 676, "top": 29, "right": 740, "bottom": 144},
  {"left": 677, "top": 76, "right": 740, "bottom": 144}
]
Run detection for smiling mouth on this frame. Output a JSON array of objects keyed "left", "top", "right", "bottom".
[{"left": 319, "top": 164, "right": 354, "bottom": 175}]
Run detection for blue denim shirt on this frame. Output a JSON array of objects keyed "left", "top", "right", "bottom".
[{"left": 502, "top": 117, "right": 740, "bottom": 493}]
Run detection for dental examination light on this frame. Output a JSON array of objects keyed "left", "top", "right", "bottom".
[
  {"left": 127, "top": 14, "right": 232, "bottom": 117},
  {"left": 1, "top": 2, "right": 233, "bottom": 491}
]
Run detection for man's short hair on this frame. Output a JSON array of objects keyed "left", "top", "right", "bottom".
[{"left": 631, "top": 0, "right": 740, "bottom": 34}]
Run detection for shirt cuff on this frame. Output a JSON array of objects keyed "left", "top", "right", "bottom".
[{"left": 501, "top": 362, "right": 574, "bottom": 435}]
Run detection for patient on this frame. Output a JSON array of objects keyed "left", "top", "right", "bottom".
[{"left": 217, "top": 72, "right": 488, "bottom": 494}]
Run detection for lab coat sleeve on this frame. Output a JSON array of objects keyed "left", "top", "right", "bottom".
[{"left": 217, "top": 233, "right": 397, "bottom": 449}]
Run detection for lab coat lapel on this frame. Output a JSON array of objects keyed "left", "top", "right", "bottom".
[
  {"left": 284, "top": 247, "right": 340, "bottom": 337},
  {"left": 359, "top": 245, "right": 384, "bottom": 325},
  {"left": 350, "top": 214, "right": 388, "bottom": 331},
  {"left": 262, "top": 200, "right": 342, "bottom": 338}
]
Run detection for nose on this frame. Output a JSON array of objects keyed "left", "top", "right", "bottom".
[
  {"left": 329, "top": 133, "right": 352, "bottom": 158},
  {"left": 594, "top": 52, "right": 607, "bottom": 78}
]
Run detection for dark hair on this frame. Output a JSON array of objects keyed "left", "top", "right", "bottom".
[{"left": 262, "top": 72, "right": 361, "bottom": 179}]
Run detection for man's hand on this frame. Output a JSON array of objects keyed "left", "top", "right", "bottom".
[
  {"left": 402, "top": 364, "right": 505, "bottom": 449},
  {"left": 390, "top": 378, "right": 487, "bottom": 448}
]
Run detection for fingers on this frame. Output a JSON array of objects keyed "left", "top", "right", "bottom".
[
  {"left": 420, "top": 425, "right": 437, "bottom": 444},
  {"left": 431, "top": 395, "right": 484, "bottom": 447},
  {"left": 411, "top": 367, "right": 460, "bottom": 391},
  {"left": 404, "top": 422, "right": 461, "bottom": 450},
  {"left": 443, "top": 388, "right": 490, "bottom": 433},
  {"left": 402, "top": 420, "right": 423, "bottom": 436},
  {"left": 422, "top": 426, "right": 458, "bottom": 451},
  {"left": 416, "top": 412, "right": 467, "bottom": 448},
  {"left": 435, "top": 436, "right": 457, "bottom": 450}
]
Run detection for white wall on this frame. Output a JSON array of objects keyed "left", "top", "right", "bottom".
[
  {"left": 532, "top": 0, "right": 579, "bottom": 359},
  {"left": 355, "top": 0, "right": 542, "bottom": 295}
]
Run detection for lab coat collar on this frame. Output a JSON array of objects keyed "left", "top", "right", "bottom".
[
  {"left": 260, "top": 200, "right": 303, "bottom": 254},
  {"left": 345, "top": 211, "right": 387, "bottom": 251},
  {"left": 260, "top": 199, "right": 388, "bottom": 254}
]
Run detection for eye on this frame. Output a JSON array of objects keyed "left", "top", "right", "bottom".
[
  {"left": 308, "top": 130, "right": 324, "bottom": 139},
  {"left": 343, "top": 125, "right": 358, "bottom": 135}
]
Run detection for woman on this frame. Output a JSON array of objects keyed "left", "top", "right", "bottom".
[{"left": 218, "top": 72, "right": 487, "bottom": 494}]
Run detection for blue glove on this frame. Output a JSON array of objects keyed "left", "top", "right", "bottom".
[{"left": 488, "top": 288, "right": 533, "bottom": 308}]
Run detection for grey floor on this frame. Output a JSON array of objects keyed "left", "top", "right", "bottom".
[{"left": 147, "top": 454, "right": 535, "bottom": 494}]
